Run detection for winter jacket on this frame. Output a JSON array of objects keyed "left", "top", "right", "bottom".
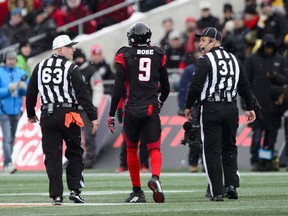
[
  {"left": 0, "top": 66, "right": 28, "bottom": 115},
  {"left": 244, "top": 35, "right": 288, "bottom": 128}
]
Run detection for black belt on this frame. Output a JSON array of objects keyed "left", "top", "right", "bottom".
[
  {"left": 41, "top": 103, "right": 79, "bottom": 110},
  {"left": 206, "top": 97, "right": 236, "bottom": 102}
]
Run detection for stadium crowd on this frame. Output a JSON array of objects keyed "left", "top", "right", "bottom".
[{"left": 1, "top": 0, "right": 288, "bottom": 173}]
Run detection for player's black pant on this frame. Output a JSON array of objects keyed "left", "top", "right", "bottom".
[
  {"left": 200, "top": 101, "right": 239, "bottom": 197},
  {"left": 40, "top": 107, "right": 84, "bottom": 198}
]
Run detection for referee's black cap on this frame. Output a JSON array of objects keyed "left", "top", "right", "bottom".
[{"left": 195, "top": 27, "right": 222, "bottom": 42}]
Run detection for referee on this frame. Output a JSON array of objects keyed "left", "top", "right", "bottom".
[
  {"left": 26, "top": 35, "right": 98, "bottom": 205},
  {"left": 184, "top": 27, "right": 256, "bottom": 201}
]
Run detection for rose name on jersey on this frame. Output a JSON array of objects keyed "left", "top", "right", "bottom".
[{"left": 137, "top": 49, "right": 154, "bottom": 55}]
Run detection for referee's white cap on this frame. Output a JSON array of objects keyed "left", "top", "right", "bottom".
[{"left": 52, "top": 35, "right": 78, "bottom": 50}]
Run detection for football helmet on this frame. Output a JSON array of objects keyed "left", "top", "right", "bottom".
[{"left": 127, "top": 22, "right": 152, "bottom": 46}]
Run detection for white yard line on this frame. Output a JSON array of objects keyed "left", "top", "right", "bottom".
[
  {"left": 0, "top": 190, "right": 201, "bottom": 196},
  {"left": 1, "top": 172, "right": 288, "bottom": 177}
]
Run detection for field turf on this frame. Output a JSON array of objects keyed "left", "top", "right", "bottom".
[{"left": 0, "top": 170, "right": 287, "bottom": 215}]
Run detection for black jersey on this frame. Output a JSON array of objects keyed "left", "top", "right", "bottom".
[
  {"left": 26, "top": 54, "right": 97, "bottom": 121},
  {"left": 109, "top": 46, "right": 170, "bottom": 117}
]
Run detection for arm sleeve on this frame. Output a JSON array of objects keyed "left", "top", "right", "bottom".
[
  {"left": 159, "top": 64, "right": 170, "bottom": 102},
  {"left": 237, "top": 63, "right": 255, "bottom": 110},
  {"left": 185, "top": 57, "right": 209, "bottom": 109},
  {"left": 109, "top": 63, "right": 126, "bottom": 117},
  {"left": 71, "top": 66, "right": 98, "bottom": 121},
  {"left": 26, "top": 65, "right": 39, "bottom": 118}
]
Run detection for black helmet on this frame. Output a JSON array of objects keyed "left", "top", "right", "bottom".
[{"left": 127, "top": 22, "right": 152, "bottom": 46}]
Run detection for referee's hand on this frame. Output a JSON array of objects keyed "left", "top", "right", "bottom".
[
  {"left": 184, "top": 108, "right": 193, "bottom": 119},
  {"left": 91, "top": 120, "right": 98, "bottom": 134},
  {"left": 28, "top": 116, "right": 39, "bottom": 123},
  {"left": 245, "top": 110, "right": 256, "bottom": 123}
]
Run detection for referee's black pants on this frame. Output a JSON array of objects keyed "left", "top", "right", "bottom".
[
  {"left": 200, "top": 101, "right": 239, "bottom": 197},
  {"left": 40, "top": 107, "right": 84, "bottom": 198}
]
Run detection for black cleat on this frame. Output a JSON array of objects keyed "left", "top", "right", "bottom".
[
  {"left": 210, "top": 195, "right": 224, "bottom": 201},
  {"left": 226, "top": 186, "right": 238, "bottom": 199},
  {"left": 69, "top": 190, "right": 84, "bottom": 203},
  {"left": 125, "top": 191, "right": 146, "bottom": 203},
  {"left": 148, "top": 177, "right": 165, "bottom": 203},
  {"left": 52, "top": 196, "right": 63, "bottom": 205}
]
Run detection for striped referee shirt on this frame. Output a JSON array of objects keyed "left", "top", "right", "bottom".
[
  {"left": 185, "top": 46, "right": 254, "bottom": 110},
  {"left": 26, "top": 54, "right": 97, "bottom": 121}
]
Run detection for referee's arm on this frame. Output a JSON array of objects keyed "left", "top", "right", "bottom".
[
  {"left": 26, "top": 65, "right": 39, "bottom": 118},
  {"left": 237, "top": 63, "right": 255, "bottom": 110},
  {"left": 71, "top": 66, "right": 98, "bottom": 121},
  {"left": 185, "top": 57, "right": 209, "bottom": 109}
]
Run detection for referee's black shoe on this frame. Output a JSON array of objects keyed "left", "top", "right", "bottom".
[
  {"left": 210, "top": 195, "right": 224, "bottom": 201},
  {"left": 69, "top": 189, "right": 84, "bottom": 203},
  {"left": 205, "top": 184, "right": 212, "bottom": 198},
  {"left": 226, "top": 185, "right": 238, "bottom": 199},
  {"left": 52, "top": 196, "right": 63, "bottom": 205},
  {"left": 125, "top": 191, "right": 146, "bottom": 203}
]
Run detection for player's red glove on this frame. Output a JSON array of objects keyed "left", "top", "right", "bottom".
[{"left": 107, "top": 116, "right": 116, "bottom": 134}]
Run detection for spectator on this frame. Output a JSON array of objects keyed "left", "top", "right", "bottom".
[
  {"left": 258, "top": 1, "right": 288, "bottom": 54},
  {"left": 89, "top": 44, "right": 114, "bottom": 95},
  {"left": 30, "top": 7, "right": 57, "bottom": 56},
  {"left": 0, "top": 0, "right": 9, "bottom": 26},
  {"left": 139, "top": 0, "right": 171, "bottom": 12},
  {"left": 220, "top": 3, "right": 234, "bottom": 28},
  {"left": 165, "top": 30, "right": 185, "bottom": 69},
  {"left": 181, "top": 16, "right": 198, "bottom": 53},
  {"left": 63, "top": 0, "right": 96, "bottom": 38},
  {"left": 165, "top": 30, "right": 185, "bottom": 91},
  {"left": 8, "top": 0, "right": 33, "bottom": 17},
  {"left": 95, "top": 0, "right": 133, "bottom": 30},
  {"left": 16, "top": 40, "right": 32, "bottom": 77},
  {"left": 197, "top": 1, "right": 222, "bottom": 31},
  {"left": 243, "top": 4, "right": 259, "bottom": 57},
  {"left": 177, "top": 52, "right": 201, "bottom": 116},
  {"left": 73, "top": 48, "right": 104, "bottom": 169},
  {"left": 0, "top": 29, "right": 10, "bottom": 50},
  {"left": 222, "top": 13, "right": 249, "bottom": 63},
  {"left": 159, "top": 17, "right": 174, "bottom": 50},
  {"left": 0, "top": 49, "right": 28, "bottom": 174},
  {"left": 1, "top": 7, "right": 32, "bottom": 45},
  {"left": 44, "top": 0, "right": 65, "bottom": 27},
  {"left": 83, "top": 0, "right": 97, "bottom": 13},
  {"left": 244, "top": 34, "right": 288, "bottom": 171}
]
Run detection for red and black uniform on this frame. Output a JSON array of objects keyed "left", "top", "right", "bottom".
[{"left": 109, "top": 45, "right": 170, "bottom": 188}]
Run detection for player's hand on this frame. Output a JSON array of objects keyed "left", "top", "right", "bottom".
[
  {"left": 184, "top": 108, "right": 193, "bottom": 119},
  {"left": 107, "top": 116, "right": 116, "bottom": 134},
  {"left": 245, "top": 110, "right": 256, "bottom": 123},
  {"left": 28, "top": 116, "right": 39, "bottom": 123},
  {"left": 158, "top": 97, "right": 164, "bottom": 109},
  {"left": 91, "top": 119, "right": 98, "bottom": 134}
]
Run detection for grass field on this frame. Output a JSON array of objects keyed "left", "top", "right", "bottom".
[{"left": 0, "top": 169, "right": 288, "bottom": 216}]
